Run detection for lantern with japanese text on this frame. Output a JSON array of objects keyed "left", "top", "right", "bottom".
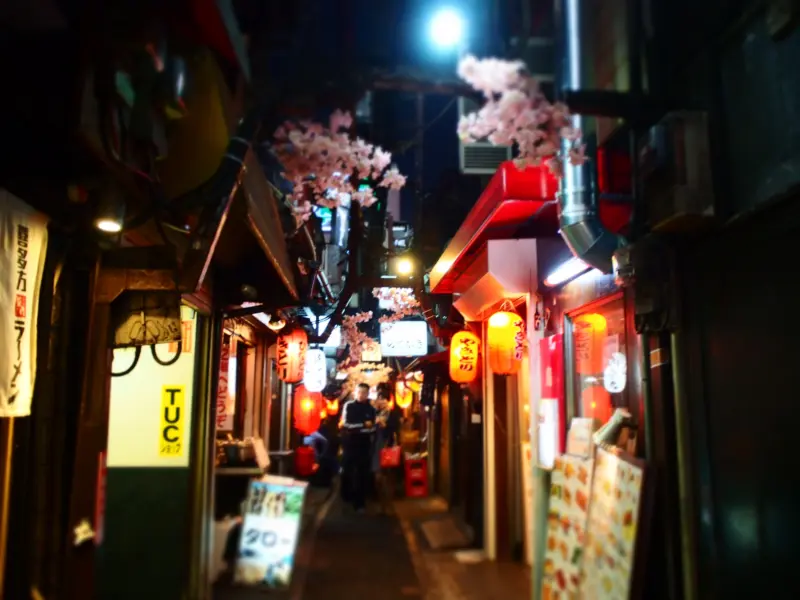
[
  {"left": 487, "top": 310, "right": 525, "bottom": 375},
  {"left": 573, "top": 313, "right": 607, "bottom": 375},
  {"left": 277, "top": 328, "right": 308, "bottom": 383},
  {"left": 450, "top": 330, "right": 480, "bottom": 384},
  {"left": 395, "top": 380, "right": 413, "bottom": 409},
  {"left": 303, "top": 348, "right": 327, "bottom": 392},
  {"left": 294, "top": 385, "right": 323, "bottom": 434}
]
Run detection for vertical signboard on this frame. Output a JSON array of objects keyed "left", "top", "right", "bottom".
[
  {"left": 217, "top": 338, "right": 233, "bottom": 431},
  {"left": 0, "top": 191, "right": 48, "bottom": 417},
  {"left": 234, "top": 477, "right": 308, "bottom": 588},
  {"left": 159, "top": 385, "right": 185, "bottom": 457}
]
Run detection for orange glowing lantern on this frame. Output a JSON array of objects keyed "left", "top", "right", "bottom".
[
  {"left": 405, "top": 372, "right": 422, "bottom": 392},
  {"left": 450, "top": 330, "right": 480, "bottom": 384},
  {"left": 487, "top": 310, "right": 525, "bottom": 375},
  {"left": 581, "top": 384, "right": 613, "bottom": 423},
  {"left": 395, "top": 381, "right": 413, "bottom": 409},
  {"left": 294, "top": 385, "right": 323, "bottom": 434},
  {"left": 325, "top": 398, "right": 340, "bottom": 415},
  {"left": 277, "top": 328, "right": 308, "bottom": 383},
  {"left": 573, "top": 313, "right": 607, "bottom": 375}
]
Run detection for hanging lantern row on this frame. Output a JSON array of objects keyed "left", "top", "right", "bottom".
[
  {"left": 487, "top": 310, "right": 525, "bottom": 375},
  {"left": 395, "top": 380, "right": 413, "bottom": 409},
  {"left": 304, "top": 348, "right": 327, "bottom": 392},
  {"left": 294, "top": 384, "right": 323, "bottom": 435},
  {"left": 277, "top": 328, "right": 308, "bottom": 383},
  {"left": 449, "top": 330, "right": 480, "bottom": 384}
]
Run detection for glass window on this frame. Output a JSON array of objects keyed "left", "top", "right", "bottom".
[{"left": 571, "top": 296, "right": 629, "bottom": 423}]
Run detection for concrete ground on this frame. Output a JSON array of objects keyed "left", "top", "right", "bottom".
[
  {"left": 215, "top": 488, "right": 531, "bottom": 600},
  {"left": 395, "top": 498, "right": 532, "bottom": 600}
]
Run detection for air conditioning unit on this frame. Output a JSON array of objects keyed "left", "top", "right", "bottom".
[
  {"left": 639, "top": 112, "right": 715, "bottom": 232},
  {"left": 458, "top": 97, "right": 512, "bottom": 175}
]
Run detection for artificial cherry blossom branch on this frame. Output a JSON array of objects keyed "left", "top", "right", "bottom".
[
  {"left": 456, "top": 55, "right": 586, "bottom": 177},
  {"left": 373, "top": 287, "right": 421, "bottom": 325},
  {"left": 340, "top": 311, "right": 375, "bottom": 367},
  {"left": 274, "top": 110, "right": 407, "bottom": 223}
]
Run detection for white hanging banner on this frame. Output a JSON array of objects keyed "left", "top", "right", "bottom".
[
  {"left": 0, "top": 191, "right": 48, "bottom": 418},
  {"left": 303, "top": 348, "right": 327, "bottom": 393}
]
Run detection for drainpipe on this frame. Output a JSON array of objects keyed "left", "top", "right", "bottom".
[{"left": 557, "top": 0, "right": 625, "bottom": 273}]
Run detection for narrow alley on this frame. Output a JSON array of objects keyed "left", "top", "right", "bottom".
[{"left": 215, "top": 490, "right": 531, "bottom": 600}]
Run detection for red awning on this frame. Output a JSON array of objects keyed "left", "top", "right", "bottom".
[
  {"left": 429, "top": 161, "right": 632, "bottom": 295},
  {"left": 430, "top": 162, "right": 558, "bottom": 294}
]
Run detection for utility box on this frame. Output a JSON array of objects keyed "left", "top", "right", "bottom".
[
  {"left": 458, "top": 97, "right": 512, "bottom": 175},
  {"left": 639, "top": 111, "right": 716, "bottom": 232}
]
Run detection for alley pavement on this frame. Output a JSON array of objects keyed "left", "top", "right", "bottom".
[{"left": 215, "top": 486, "right": 530, "bottom": 600}]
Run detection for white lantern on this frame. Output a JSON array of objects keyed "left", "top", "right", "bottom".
[{"left": 303, "top": 348, "right": 327, "bottom": 393}]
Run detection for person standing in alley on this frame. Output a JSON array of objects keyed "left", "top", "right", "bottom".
[
  {"left": 340, "top": 383, "right": 376, "bottom": 513},
  {"left": 372, "top": 386, "right": 400, "bottom": 514}
]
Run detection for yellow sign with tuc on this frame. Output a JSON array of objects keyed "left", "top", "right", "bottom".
[{"left": 160, "top": 385, "right": 185, "bottom": 457}]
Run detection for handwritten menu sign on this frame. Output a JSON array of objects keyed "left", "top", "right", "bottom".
[
  {"left": 578, "top": 447, "right": 646, "bottom": 599},
  {"left": 234, "top": 477, "right": 308, "bottom": 588},
  {"left": 542, "top": 455, "right": 594, "bottom": 600}
]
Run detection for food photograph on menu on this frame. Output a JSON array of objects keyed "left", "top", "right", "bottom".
[
  {"left": 542, "top": 455, "right": 594, "bottom": 600},
  {"left": 578, "top": 447, "right": 646, "bottom": 599}
]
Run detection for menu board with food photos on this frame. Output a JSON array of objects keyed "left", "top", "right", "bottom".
[
  {"left": 578, "top": 447, "right": 647, "bottom": 599},
  {"left": 542, "top": 455, "right": 594, "bottom": 599}
]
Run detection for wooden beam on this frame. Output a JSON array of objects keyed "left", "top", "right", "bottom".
[{"left": 95, "top": 268, "right": 179, "bottom": 304}]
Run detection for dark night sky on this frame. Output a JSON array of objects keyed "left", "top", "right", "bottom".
[{"left": 347, "top": 0, "right": 487, "bottom": 226}]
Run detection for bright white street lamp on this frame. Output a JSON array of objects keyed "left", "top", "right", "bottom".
[{"left": 429, "top": 7, "right": 465, "bottom": 50}]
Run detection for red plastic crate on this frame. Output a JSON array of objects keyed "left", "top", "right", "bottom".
[
  {"left": 404, "top": 458, "right": 429, "bottom": 498},
  {"left": 295, "top": 446, "right": 316, "bottom": 477}
]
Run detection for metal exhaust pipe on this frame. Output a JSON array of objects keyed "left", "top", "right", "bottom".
[{"left": 557, "top": 0, "right": 624, "bottom": 273}]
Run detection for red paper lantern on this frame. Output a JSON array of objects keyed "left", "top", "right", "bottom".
[
  {"left": 277, "top": 328, "right": 308, "bottom": 383},
  {"left": 294, "top": 385, "right": 323, "bottom": 434},
  {"left": 450, "top": 330, "right": 480, "bottom": 384},
  {"left": 487, "top": 310, "right": 525, "bottom": 375}
]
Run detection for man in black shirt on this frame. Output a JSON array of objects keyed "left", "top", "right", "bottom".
[{"left": 339, "top": 383, "right": 376, "bottom": 513}]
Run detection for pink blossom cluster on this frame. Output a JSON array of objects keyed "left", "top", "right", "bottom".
[
  {"left": 372, "top": 287, "right": 421, "bottom": 324},
  {"left": 274, "top": 110, "right": 407, "bottom": 222},
  {"left": 340, "top": 311, "right": 376, "bottom": 366},
  {"left": 339, "top": 362, "right": 394, "bottom": 398},
  {"left": 456, "top": 55, "right": 586, "bottom": 177}
]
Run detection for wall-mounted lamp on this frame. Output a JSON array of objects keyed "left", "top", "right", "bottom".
[
  {"left": 544, "top": 257, "right": 591, "bottom": 287},
  {"left": 266, "top": 316, "right": 286, "bottom": 332},
  {"left": 94, "top": 189, "right": 126, "bottom": 234}
]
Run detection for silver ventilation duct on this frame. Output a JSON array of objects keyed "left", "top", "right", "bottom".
[{"left": 557, "top": 0, "right": 625, "bottom": 273}]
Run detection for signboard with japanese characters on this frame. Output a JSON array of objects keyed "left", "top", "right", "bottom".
[
  {"left": 578, "top": 447, "right": 648, "bottom": 600},
  {"left": 379, "top": 321, "right": 428, "bottom": 357},
  {"left": 235, "top": 476, "right": 308, "bottom": 588},
  {"left": 159, "top": 385, "right": 185, "bottom": 457},
  {"left": 216, "top": 339, "right": 234, "bottom": 431},
  {"left": 1, "top": 191, "right": 48, "bottom": 418}
]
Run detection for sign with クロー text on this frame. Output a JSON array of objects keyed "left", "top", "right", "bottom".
[{"left": 160, "top": 385, "right": 185, "bottom": 457}]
